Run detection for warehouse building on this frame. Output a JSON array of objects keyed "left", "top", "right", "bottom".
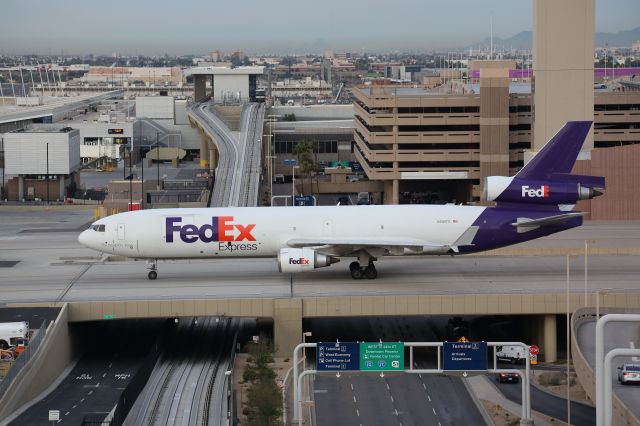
[{"left": 4, "top": 127, "right": 81, "bottom": 201}]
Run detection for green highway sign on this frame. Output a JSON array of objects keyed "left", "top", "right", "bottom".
[
  {"left": 359, "top": 342, "right": 404, "bottom": 371},
  {"left": 103, "top": 314, "right": 115, "bottom": 319}
]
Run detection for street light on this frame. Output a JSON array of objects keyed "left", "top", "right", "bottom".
[
  {"left": 565, "top": 253, "right": 574, "bottom": 426},
  {"left": 302, "top": 331, "right": 312, "bottom": 412},
  {"left": 584, "top": 239, "right": 595, "bottom": 307}
]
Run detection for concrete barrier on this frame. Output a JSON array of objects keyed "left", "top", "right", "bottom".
[
  {"left": 0, "top": 304, "right": 74, "bottom": 421},
  {"left": 571, "top": 307, "right": 640, "bottom": 426}
]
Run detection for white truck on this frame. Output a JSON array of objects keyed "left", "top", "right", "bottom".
[
  {"left": 496, "top": 345, "right": 526, "bottom": 364},
  {"left": 0, "top": 322, "right": 28, "bottom": 350}
]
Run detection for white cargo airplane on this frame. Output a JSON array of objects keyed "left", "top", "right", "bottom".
[{"left": 79, "top": 122, "right": 604, "bottom": 280}]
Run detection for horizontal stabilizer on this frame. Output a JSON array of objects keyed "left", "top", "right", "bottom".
[
  {"left": 511, "top": 213, "right": 584, "bottom": 233},
  {"left": 452, "top": 226, "right": 479, "bottom": 247}
]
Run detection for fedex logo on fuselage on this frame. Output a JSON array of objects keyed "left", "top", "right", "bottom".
[
  {"left": 289, "top": 257, "right": 310, "bottom": 265},
  {"left": 521, "top": 185, "right": 549, "bottom": 198},
  {"left": 166, "top": 216, "right": 256, "bottom": 243}
]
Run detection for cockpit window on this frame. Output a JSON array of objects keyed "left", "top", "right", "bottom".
[{"left": 91, "top": 224, "right": 106, "bottom": 232}]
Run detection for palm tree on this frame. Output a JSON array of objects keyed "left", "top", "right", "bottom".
[{"left": 292, "top": 139, "right": 318, "bottom": 196}]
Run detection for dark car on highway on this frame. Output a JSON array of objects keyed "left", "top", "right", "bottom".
[{"left": 496, "top": 372, "right": 520, "bottom": 383}]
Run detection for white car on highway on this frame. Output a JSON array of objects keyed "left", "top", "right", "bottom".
[{"left": 618, "top": 364, "right": 640, "bottom": 385}]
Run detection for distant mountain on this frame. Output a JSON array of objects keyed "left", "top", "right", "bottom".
[{"left": 476, "top": 27, "right": 640, "bottom": 49}]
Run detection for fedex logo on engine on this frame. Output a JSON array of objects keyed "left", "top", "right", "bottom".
[
  {"left": 289, "top": 257, "right": 310, "bottom": 265},
  {"left": 166, "top": 216, "right": 256, "bottom": 243},
  {"left": 521, "top": 185, "right": 549, "bottom": 198}
]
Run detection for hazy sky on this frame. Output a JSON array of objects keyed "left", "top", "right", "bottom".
[{"left": 1, "top": 0, "right": 638, "bottom": 55}]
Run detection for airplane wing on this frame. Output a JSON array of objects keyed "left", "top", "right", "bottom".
[
  {"left": 286, "top": 226, "right": 479, "bottom": 256},
  {"left": 511, "top": 213, "right": 584, "bottom": 233}
]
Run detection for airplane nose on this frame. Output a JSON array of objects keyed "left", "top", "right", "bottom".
[{"left": 78, "top": 230, "right": 89, "bottom": 247}]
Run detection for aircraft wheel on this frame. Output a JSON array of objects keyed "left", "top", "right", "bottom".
[
  {"left": 349, "top": 261, "right": 360, "bottom": 272},
  {"left": 364, "top": 264, "right": 377, "bottom": 279},
  {"left": 148, "top": 270, "right": 158, "bottom": 280},
  {"left": 351, "top": 267, "right": 364, "bottom": 280}
]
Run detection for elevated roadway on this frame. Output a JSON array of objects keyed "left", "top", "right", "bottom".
[
  {"left": 572, "top": 308, "right": 640, "bottom": 425},
  {"left": 186, "top": 102, "right": 264, "bottom": 207}
]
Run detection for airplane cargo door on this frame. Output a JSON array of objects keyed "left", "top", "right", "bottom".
[{"left": 117, "top": 223, "right": 125, "bottom": 240}]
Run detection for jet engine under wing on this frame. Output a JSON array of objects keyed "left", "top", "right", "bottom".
[{"left": 511, "top": 212, "right": 584, "bottom": 233}]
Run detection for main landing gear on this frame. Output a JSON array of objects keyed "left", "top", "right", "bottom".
[
  {"left": 349, "top": 260, "right": 377, "bottom": 280},
  {"left": 147, "top": 261, "right": 158, "bottom": 280}
]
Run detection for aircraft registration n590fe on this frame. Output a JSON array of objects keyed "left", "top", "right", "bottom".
[{"left": 79, "top": 121, "right": 604, "bottom": 280}]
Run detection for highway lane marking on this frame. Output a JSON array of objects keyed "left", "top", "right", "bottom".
[
  {"left": 353, "top": 395, "right": 357, "bottom": 403},
  {"left": 108, "top": 363, "right": 113, "bottom": 368},
  {"left": 102, "top": 373, "right": 107, "bottom": 378},
  {"left": 65, "top": 411, "right": 70, "bottom": 416},
  {"left": 88, "top": 390, "right": 93, "bottom": 395},
  {"left": 427, "top": 395, "right": 431, "bottom": 402},
  {"left": 72, "top": 405, "right": 77, "bottom": 409},
  {"left": 390, "top": 395, "right": 394, "bottom": 402},
  {"left": 356, "top": 409, "right": 360, "bottom": 417},
  {"left": 432, "top": 407, "right": 437, "bottom": 415},
  {"left": 387, "top": 383, "right": 390, "bottom": 390},
  {"left": 351, "top": 383, "right": 354, "bottom": 390},
  {"left": 423, "top": 383, "right": 427, "bottom": 390},
  {"left": 80, "top": 398, "right": 85, "bottom": 402},
  {"left": 630, "top": 341, "right": 640, "bottom": 361}
]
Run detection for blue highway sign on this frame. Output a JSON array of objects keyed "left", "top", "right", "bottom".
[
  {"left": 316, "top": 342, "right": 360, "bottom": 371},
  {"left": 443, "top": 341, "right": 488, "bottom": 371}
]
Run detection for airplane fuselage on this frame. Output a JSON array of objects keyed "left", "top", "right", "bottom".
[{"left": 79, "top": 204, "right": 580, "bottom": 260}]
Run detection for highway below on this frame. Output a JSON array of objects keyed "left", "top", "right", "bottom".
[
  {"left": 310, "top": 317, "right": 484, "bottom": 426},
  {"left": 576, "top": 318, "right": 640, "bottom": 422},
  {"left": 6, "top": 319, "right": 164, "bottom": 426},
  {"left": 495, "top": 376, "right": 595, "bottom": 425}
]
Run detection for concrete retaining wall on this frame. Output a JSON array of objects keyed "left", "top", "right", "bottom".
[
  {"left": 571, "top": 307, "right": 640, "bottom": 426},
  {"left": 0, "top": 304, "right": 74, "bottom": 420}
]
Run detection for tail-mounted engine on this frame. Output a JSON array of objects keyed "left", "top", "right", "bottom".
[{"left": 484, "top": 175, "right": 604, "bottom": 205}]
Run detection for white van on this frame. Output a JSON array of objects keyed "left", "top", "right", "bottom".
[
  {"left": 496, "top": 345, "right": 526, "bottom": 364},
  {"left": 0, "top": 322, "right": 28, "bottom": 349}
]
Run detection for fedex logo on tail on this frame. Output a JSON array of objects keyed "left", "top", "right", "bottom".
[
  {"left": 521, "top": 185, "right": 549, "bottom": 198},
  {"left": 166, "top": 216, "right": 256, "bottom": 243}
]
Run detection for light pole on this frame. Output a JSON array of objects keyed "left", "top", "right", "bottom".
[
  {"left": 46, "top": 142, "right": 50, "bottom": 204},
  {"left": 584, "top": 239, "right": 595, "bottom": 307},
  {"left": 565, "top": 253, "right": 575, "bottom": 426},
  {"left": 140, "top": 145, "right": 145, "bottom": 209},
  {"left": 1, "top": 137, "right": 4, "bottom": 201},
  {"left": 302, "top": 331, "right": 312, "bottom": 417}
]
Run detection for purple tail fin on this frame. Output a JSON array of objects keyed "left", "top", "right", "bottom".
[{"left": 516, "top": 121, "right": 592, "bottom": 180}]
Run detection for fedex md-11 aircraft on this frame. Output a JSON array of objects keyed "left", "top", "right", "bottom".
[{"left": 79, "top": 121, "right": 604, "bottom": 280}]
